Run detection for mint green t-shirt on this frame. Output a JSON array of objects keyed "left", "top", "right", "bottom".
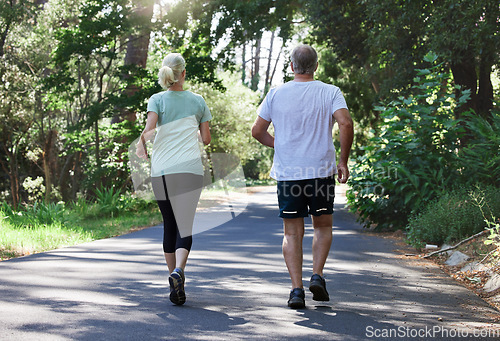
[{"left": 147, "top": 90, "right": 212, "bottom": 177}]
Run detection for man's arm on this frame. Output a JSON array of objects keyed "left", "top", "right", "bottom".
[
  {"left": 333, "top": 108, "right": 354, "bottom": 183},
  {"left": 251, "top": 116, "right": 274, "bottom": 148}
]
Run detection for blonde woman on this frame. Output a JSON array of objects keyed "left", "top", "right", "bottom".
[{"left": 136, "top": 53, "right": 211, "bottom": 305}]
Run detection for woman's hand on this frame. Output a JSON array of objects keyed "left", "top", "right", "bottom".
[{"left": 136, "top": 137, "right": 149, "bottom": 160}]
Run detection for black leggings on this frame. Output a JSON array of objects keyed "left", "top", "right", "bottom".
[{"left": 152, "top": 174, "right": 202, "bottom": 253}]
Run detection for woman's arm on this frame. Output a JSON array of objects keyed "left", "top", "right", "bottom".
[
  {"left": 199, "top": 121, "right": 211, "bottom": 145},
  {"left": 136, "top": 111, "right": 158, "bottom": 159}
]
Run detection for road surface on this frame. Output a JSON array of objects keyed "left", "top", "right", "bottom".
[{"left": 0, "top": 186, "right": 499, "bottom": 340}]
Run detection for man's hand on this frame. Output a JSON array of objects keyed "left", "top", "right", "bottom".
[{"left": 337, "top": 161, "right": 349, "bottom": 183}]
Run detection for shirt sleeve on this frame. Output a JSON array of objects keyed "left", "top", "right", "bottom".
[
  {"left": 146, "top": 95, "right": 159, "bottom": 114},
  {"left": 200, "top": 98, "right": 212, "bottom": 123},
  {"left": 332, "top": 87, "right": 348, "bottom": 113},
  {"left": 257, "top": 90, "right": 273, "bottom": 122}
]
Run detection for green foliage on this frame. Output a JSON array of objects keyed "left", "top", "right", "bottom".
[
  {"left": 0, "top": 197, "right": 161, "bottom": 259},
  {"left": 458, "top": 111, "right": 500, "bottom": 187},
  {"left": 1, "top": 201, "right": 66, "bottom": 228},
  {"left": 315, "top": 47, "right": 379, "bottom": 156},
  {"left": 70, "top": 186, "right": 156, "bottom": 219},
  {"left": 150, "top": 1, "right": 224, "bottom": 91},
  {"left": 406, "top": 185, "right": 500, "bottom": 248},
  {"left": 0, "top": 205, "right": 93, "bottom": 259},
  {"left": 483, "top": 218, "right": 500, "bottom": 264},
  {"left": 94, "top": 186, "right": 122, "bottom": 216},
  {"left": 304, "top": 0, "right": 500, "bottom": 97},
  {"left": 347, "top": 57, "right": 478, "bottom": 230},
  {"left": 187, "top": 72, "right": 272, "bottom": 179}
]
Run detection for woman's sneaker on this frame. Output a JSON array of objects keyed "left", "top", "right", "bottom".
[
  {"left": 169, "top": 268, "right": 186, "bottom": 305},
  {"left": 287, "top": 288, "right": 305, "bottom": 309},
  {"left": 309, "top": 274, "right": 329, "bottom": 301}
]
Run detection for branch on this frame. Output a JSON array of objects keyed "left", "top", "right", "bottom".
[{"left": 423, "top": 229, "right": 489, "bottom": 258}]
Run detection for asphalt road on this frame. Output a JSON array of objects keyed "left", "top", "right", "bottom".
[{"left": 1, "top": 186, "right": 499, "bottom": 341}]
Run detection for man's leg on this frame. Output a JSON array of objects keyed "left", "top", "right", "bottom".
[
  {"left": 308, "top": 214, "right": 332, "bottom": 302},
  {"left": 311, "top": 214, "right": 333, "bottom": 276},
  {"left": 283, "top": 218, "right": 305, "bottom": 289}
]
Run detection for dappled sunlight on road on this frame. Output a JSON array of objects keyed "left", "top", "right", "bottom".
[{"left": 0, "top": 186, "right": 499, "bottom": 340}]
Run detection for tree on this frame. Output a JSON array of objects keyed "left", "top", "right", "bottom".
[
  {"left": 305, "top": 0, "right": 499, "bottom": 118},
  {"left": 46, "top": 0, "right": 133, "bottom": 192},
  {"left": 0, "top": 0, "right": 32, "bottom": 57},
  {"left": 423, "top": 0, "right": 499, "bottom": 117},
  {"left": 115, "top": 0, "right": 155, "bottom": 123}
]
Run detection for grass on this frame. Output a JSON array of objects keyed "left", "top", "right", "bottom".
[
  {"left": 0, "top": 182, "right": 271, "bottom": 261},
  {"left": 0, "top": 195, "right": 162, "bottom": 261},
  {"left": 67, "top": 206, "right": 162, "bottom": 240}
]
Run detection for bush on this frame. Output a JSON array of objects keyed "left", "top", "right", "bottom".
[
  {"left": 70, "top": 187, "right": 156, "bottom": 219},
  {"left": 1, "top": 201, "right": 66, "bottom": 228},
  {"left": 347, "top": 52, "right": 499, "bottom": 230},
  {"left": 458, "top": 111, "right": 500, "bottom": 187},
  {"left": 406, "top": 185, "right": 500, "bottom": 248}
]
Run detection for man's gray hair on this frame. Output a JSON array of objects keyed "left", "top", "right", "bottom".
[{"left": 291, "top": 44, "right": 318, "bottom": 75}]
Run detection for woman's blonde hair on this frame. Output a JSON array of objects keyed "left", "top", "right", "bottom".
[{"left": 158, "top": 53, "right": 186, "bottom": 89}]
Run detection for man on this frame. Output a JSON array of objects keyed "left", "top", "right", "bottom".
[{"left": 251, "top": 44, "right": 354, "bottom": 309}]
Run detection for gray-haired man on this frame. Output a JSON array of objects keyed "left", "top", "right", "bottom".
[{"left": 252, "top": 44, "right": 354, "bottom": 308}]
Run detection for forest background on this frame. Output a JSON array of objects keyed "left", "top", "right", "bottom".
[{"left": 0, "top": 0, "right": 499, "bottom": 258}]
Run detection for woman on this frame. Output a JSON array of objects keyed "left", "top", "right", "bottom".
[{"left": 136, "top": 53, "right": 211, "bottom": 305}]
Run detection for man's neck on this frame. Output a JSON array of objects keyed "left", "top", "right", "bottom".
[{"left": 293, "top": 73, "right": 315, "bottom": 82}]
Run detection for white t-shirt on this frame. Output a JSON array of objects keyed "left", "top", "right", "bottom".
[
  {"left": 147, "top": 90, "right": 211, "bottom": 177},
  {"left": 258, "top": 80, "right": 348, "bottom": 181}
]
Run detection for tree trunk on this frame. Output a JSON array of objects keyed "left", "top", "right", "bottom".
[
  {"left": 241, "top": 42, "right": 246, "bottom": 85},
  {"left": 269, "top": 43, "right": 283, "bottom": 90},
  {"left": 450, "top": 55, "right": 478, "bottom": 118},
  {"left": 58, "top": 154, "right": 74, "bottom": 202},
  {"left": 1, "top": 144, "right": 19, "bottom": 209},
  {"left": 477, "top": 56, "right": 494, "bottom": 118},
  {"left": 124, "top": 0, "right": 154, "bottom": 68},
  {"left": 264, "top": 31, "right": 275, "bottom": 94},
  {"left": 0, "top": 16, "right": 11, "bottom": 58},
  {"left": 9, "top": 156, "right": 19, "bottom": 209},
  {"left": 43, "top": 130, "right": 57, "bottom": 203},
  {"left": 363, "top": 64, "right": 380, "bottom": 95},
  {"left": 71, "top": 151, "right": 83, "bottom": 200},
  {"left": 113, "top": 0, "right": 155, "bottom": 124},
  {"left": 251, "top": 38, "right": 261, "bottom": 91}
]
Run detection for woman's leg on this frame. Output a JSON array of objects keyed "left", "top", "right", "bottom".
[{"left": 152, "top": 176, "right": 178, "bottom": 273}]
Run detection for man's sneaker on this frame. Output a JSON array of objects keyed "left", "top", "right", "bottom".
[
  {"left": 169, "top": 268, "right": 186, "bottom": 305},
  {"left": 287, "top": 288, "right": 305, "bottom": 309},
  {"left": 309, "top": 274, "right": 329, "bottom": 301}
]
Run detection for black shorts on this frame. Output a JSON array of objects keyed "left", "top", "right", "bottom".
[{"left": 277, "top": 176, "right": 335, "bottom": 219}]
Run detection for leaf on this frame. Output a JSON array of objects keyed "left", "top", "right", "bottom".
[
  {"left": 423, "top": 51, "right": 438, "bottom": 63},
  {"left": 416, "top": 68, "right": 431, "bottom": 76}
]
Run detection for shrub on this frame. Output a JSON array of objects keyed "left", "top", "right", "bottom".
[
  {"left": 70, "top": 187, "right": 156, "bottom": 219},
  {"left": 1, "top": 201, "right": 66, "bottom": 228},
  {"left": 406, "top": 185, "right": 500, "bottom": 248},
  {"left": 347, "top": 52, "right": 499, "bottom": 230},
  {"left": 458, "top": 111, "right": 500, "bottom": 187}
]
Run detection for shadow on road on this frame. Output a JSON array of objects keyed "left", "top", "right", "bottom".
[{"left": 0, "top": 187, "right": 499, "bottom": 340}]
